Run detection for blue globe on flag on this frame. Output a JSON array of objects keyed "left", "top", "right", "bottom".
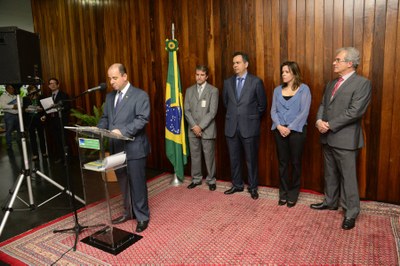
[{"left": 166, "top": 98, "right": 181, "bottom": 135}]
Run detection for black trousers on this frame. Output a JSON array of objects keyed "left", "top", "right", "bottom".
[
  {"left": 47, "top": 116, "right": 64, "bottom": 159},
  {"left": 273, "top": 126, "right": 307, "bottom": 202}
]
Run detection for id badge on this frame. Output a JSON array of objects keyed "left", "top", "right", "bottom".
[{"left": 201, "top": 100, "right": 207, "bottom": 107}]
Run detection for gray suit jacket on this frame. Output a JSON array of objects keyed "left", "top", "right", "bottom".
[
  {"left": 98, "top": 84, "right": 151, "bottom": 160},
  {"left": 317, "top": 73, "right": 372, "bottom": 150},
  {"left": 223, "top": 73, "right": 267, "bottom": 138},
  {"left": 184, "top": 83, "right": 219, "bottom": 139}
]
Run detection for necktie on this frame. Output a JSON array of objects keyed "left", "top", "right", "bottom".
[
  {"left": 236, "top": 77, "right": 244, "bottom": 100},
  {"left": 331, "top": 77, "right": 344, "bottom": 99},
  {"left": 114, "top": 91, "right": 123, "bottom": 111},
  {"left": 52, "top": 93, "right": 56, "bottom": 102},
  {"left": 198, "top": 85, "right": 202, "bottom": 98}
]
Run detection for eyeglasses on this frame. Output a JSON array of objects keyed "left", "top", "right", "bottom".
[{"left": 333, "top": 58, "right": 347, "bottom": 63}]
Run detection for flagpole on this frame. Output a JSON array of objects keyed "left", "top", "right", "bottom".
[{"left": 169, "top": 22, "right": 183, "bottom": 186}]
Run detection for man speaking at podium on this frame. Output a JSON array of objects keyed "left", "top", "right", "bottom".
[{"left": 97, "top": 63, "right": 151, "bottom": 233}]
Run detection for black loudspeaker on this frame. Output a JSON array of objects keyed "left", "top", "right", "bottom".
[{"left": 0, "top": 26, "right": 41, "bottom": 84}]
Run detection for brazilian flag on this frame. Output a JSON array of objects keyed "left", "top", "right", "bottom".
[{"left": 165, "top": 39, "right": 188, "bottom": 181}]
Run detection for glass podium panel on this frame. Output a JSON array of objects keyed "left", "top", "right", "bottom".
[{"left": 66, "top": 126, "right": 141, "bottom": 255}]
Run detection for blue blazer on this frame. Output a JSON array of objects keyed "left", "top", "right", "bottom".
[
  {"left": 223, "top": 73, "right": 267, "bottom": 138},
  {"left": 98, "top": 84, "right": 151, "bottom": 160}
]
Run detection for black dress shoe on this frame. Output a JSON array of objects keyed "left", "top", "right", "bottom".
[
  {"left": 187, "top": 182, "right": 202, "bottom": 189},
  {"left": 112, "top": 215, "right": 131, "bottom": 224},
  {"left": 249, "top": 189, "right": 259, "bottom": 200},
  {"left": 287, "top": 201, "right": 296, "bottom": 208},
  {"left": 310, "top": 202, "right": 338, "bottom": 210},
  {"left": 278, "top": 199, "right": 287, "bottom": 206},
  {"left": 136, "top": 220, "right": 149, "bottom": 233},
  {"left": 342, "top": 217, "right": 356, "bottom": 230},
  {"left": 208, "top": 184, "right": 216, "bottom": 191},
  {"left": 224, "top": 187, "right": 244, "bottom": 195}
]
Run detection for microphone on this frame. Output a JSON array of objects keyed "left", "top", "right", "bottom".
[{"left": 86, "top": 83, "right": 107, "bottom": 93}]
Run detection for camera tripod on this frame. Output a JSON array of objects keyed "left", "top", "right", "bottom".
[{"left": 0, "top": 95, "right": 86, "bottom": 247}]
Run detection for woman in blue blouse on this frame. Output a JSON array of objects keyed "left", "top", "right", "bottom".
[{"left": 271, "top": 61, "right": 311, "bottom": 207}]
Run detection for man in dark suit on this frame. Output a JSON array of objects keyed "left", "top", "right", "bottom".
[
  {"left": 184, "top": 65, "right": 219, "bottom": 191},
  {"left": 310, "top": 47, "right": 372, "bottom": 230},
  {"left": 97, "top": 63, "right": 151, "bottom": 233},
  {"left": 223, "top": 51, "right": 267, "bottom": 200},
  {"left": 45, "top": 78, "right": 70, "bottom": 163}
]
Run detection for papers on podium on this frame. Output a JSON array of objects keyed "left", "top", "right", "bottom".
[{"left": 83, "top": 152, "right": 126, "bottom": 172}]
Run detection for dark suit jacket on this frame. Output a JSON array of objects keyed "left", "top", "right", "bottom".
[
  {"left": 97, "top": 84, "right": 150, "bottom": 160},
  {"left": 317, "top": 72, "right": 372, "bottom": 150},
  {"left": 50, "top": 90, "right": 70, "bottom": 125},
  {"left": 223, "top": 73, "right": 267, "bottom": 138}
]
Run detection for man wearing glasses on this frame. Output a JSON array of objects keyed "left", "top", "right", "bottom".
[
  {"left": 310, "top": 47, "right": 372, "bottom": 230},
  {"left": 44, "top": 78, "right": 70, "bottom": 163}
]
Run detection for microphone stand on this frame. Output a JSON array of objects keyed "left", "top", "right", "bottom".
[{"left": 51, "top": 97, "right": 104, "bottom": 251}]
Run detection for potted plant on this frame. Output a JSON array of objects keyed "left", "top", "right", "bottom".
[{"left": 70, "top": 104, "right": 103, "bottom": 126}]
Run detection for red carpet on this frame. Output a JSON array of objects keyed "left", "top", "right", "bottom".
[{"left": 1, "top": 173, "right": 399, "bottom": 265}]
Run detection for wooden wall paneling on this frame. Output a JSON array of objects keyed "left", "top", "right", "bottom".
[
  {"left": 129, "top": 1, "right": 140, "bottom": 90},
  {"left": 360, "top": 0, "right": 375, "bottom": 198},
  {"left": 333, "top": 0, "right": 344, "bottom": 49},
  {"left": 323, "top": 0, "right": 334, "bottom": 83},
  {"left": 216, "top": 0, "right": 230, "bottom": 181},
  {"left": 73, "top": 2, "right": 86, "bottom": 111},
  {"left": 369, "top": 0, "right": 386, "bottom": 201},
  {"left": 179, "top": 0, "right": 190, "bottom": 90},
  {"left": 208, "top": 0, "right": 225, "bottom": 181},
  {"left": 343, "top": 0, "right": 354, "bottom": 47},
  {"left": 353, "top": 0, "right": 365, "bottom": 59},
  {"left": 261, "top": 0, "right": 272, "bottom": 185},
  {"left": 135, "top": 1, "right": 156, "bottom": 168},
  {"left": 390, "top": 0, "right": 400, "bottom": 203},
  {"left": 287, "top": 0, "right": 297, "bottom": 61},
  {"left": 267, "top": 0, "right": 282, "bottom": 187},
  {"left": 255, "top": 0, "right": 267, "bottom": 185},
  {"left": 302, "top": 0, "right": 316, "bottom": 189},
  {"left": 30, "top": 0, "right": 400, "bottom": 204},
  {"left": 247, "top": 0, "right": 265, "bottom": 184},
  {"left": 353, "top": 0, "right": 367, "bottom": 197},
  {"left": 377, "top": 0, "right": 397, "bottom": 202},
  {"left": 246, "top": 0, "right": 256, "bottom": 71},
  {"left": 296, "top": 0, "right": 306, "bottom": 68},
  {"left": 206, "top": 0, "right": 217, "bottom": 86},
  {"left": 309, "top": 0, "right": 325, "bottom": 190},
  {"left": 146, "top": 1, "right": 158, "bottom": 168},
  {"left": 279, "top": 0, "right": 288, "bottom": 63},
  {"left": 149, "top": 0, "right": 168, "bottom": 170},
  {"left": 209, "top": 0, "right": 229, "bottom": 183}
]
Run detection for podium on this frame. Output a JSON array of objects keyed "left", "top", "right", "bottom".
[{"left": 65, "top": 126, "right": 142, "bottom": 255}]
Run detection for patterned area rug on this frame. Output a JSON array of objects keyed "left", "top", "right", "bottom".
[{"left": 1, "top": 173, "right": 399, "bottom": 265}]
